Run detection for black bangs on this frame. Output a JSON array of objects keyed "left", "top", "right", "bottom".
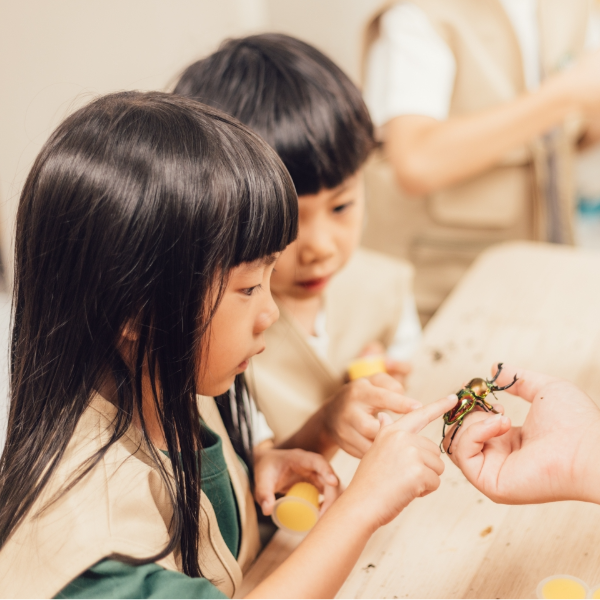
[
  {"left": 214, "top": 120, "right": 298, "bottom": 266},
  {"left": 173, "top": 33, "right": 376, "bottom": 196}
]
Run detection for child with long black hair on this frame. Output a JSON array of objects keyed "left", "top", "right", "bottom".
[{"left": 0, "top": 91, "right": 454, "bottom": 598}]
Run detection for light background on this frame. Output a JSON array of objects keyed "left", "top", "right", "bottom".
[
  {"left": 0, "top": 0, "right": 383, "bottom": 284},
  {"left": 0, "top": 0, "right": 384, "bottom": 444}
]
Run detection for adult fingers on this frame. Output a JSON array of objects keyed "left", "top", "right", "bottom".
[
  {"left": 392, "top": 395, "right": 459, "bottom": 434},
  {"left": 449, "top": 413, "right": 511, "bottom": 480},
  {"left": 491, "top": 363, "right": 560, "bottom": 403}
]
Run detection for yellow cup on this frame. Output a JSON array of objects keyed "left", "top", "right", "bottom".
[
  {"left": 536, "top": 575, "right": 589, "bottom": 599},
  {"left": 590, "top": 585, "right": 600, "bottom": 599},
  {"left": 272, "top": 482, "right": 320, "bottom": 534},
  {"left": 347, "top": 355, "right": 386, "bottom": 381}
]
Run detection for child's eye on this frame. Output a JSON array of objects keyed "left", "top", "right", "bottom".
[
  {"left": 333, "top": 201, "right": 354, "bottom": 214},
  {"left": 242, "top": 284, "right": 262, "bottom": 296}
]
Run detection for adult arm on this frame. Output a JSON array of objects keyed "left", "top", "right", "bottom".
[{"left": 388, "top": 50, "right": 600, "bottom": 196}]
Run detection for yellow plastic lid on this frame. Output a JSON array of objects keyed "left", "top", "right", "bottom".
[
  {"left": 272, "top": 482, "right": 319, "bottom": 534},
  {"left": 347, "top": 355, "right": 386, "bottom": 381},
  {"left": 536, "top": 575, "right": 589, "bottom": 599}
]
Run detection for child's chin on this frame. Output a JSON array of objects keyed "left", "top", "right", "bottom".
[{"left": 198, "top": 376, "right": 236, "bottom": 397}]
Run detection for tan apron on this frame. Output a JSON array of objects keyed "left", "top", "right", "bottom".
[
  {"left": 248, "top": 248, "right": 413, "bottom": 442},
  {"left": 362, "top": 0, "right": 590, "bottom": 321},
  {"left": 0, "top": 394, "right": 260, "bottom": 599}
]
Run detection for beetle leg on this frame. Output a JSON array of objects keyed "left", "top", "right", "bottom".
[
  {"left": 477, "top": 399, "right": 498, "bottom": 414},
  {"left": 439, "top": 422, "right": 447, "bottom": 453},
  {"left": 446, "top": 420, "right": 463, "bottom": 455}
]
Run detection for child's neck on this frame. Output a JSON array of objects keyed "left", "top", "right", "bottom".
[
  {"left": 98, "top": 370, "right": 169, "bottom": 450},
  {"left": 276, "top": 293, "right": 323, "bottom": 337}
]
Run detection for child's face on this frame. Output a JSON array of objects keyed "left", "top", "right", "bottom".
[
  {"left": 270, "top": 172, "right": 364, "bottom": 301},
  {"left": 199, "top": 256, "right": 280, "bottom": 396}
]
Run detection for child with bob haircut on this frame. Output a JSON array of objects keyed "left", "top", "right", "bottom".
[
  {"left": 0, "top": 91, "right": 454, "bottom": 598},
  {"left": 174, "top": 34, "right": 423, "bottom": 460}
]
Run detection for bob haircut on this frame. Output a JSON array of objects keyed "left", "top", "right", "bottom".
[
  {"left": 0, "top": 91, "right": 297, "bottom": 577},
  {"left": 173, "top": 33, "right": 376, "bottom": 196}
]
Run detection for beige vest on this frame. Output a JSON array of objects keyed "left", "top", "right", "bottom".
[
  {"left": 248, "top": 248, "right": 413, "bottom": 442},
  {"left": 0, "top": 394, "right": 260, "bottom": 599},
  {"left": 362, "top": 0, "right": 589, "bottom": 322}
]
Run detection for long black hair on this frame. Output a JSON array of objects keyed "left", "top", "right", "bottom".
[
  {"left": 173, "top": 33, "right": 376, "bottom": 196},
  {"left": 0, "top": 91, "right": 297, "bottom": 577}
]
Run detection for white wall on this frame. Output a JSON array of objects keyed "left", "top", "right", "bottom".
[
  {"left": 267, "top": 0, "right": 382, "bottom": 83},
  {"left": 0, "top": 0, "right": 270, "bottom": 285}
]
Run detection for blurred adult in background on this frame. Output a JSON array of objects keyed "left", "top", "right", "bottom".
[{"left": 362, "top": 0, "right": 600, "bottom": 323}]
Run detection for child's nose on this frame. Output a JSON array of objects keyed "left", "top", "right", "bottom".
[
  {"left": 298, "top": 229, "right": 336, "bottom": 264},
  {"left": 255, "top": 296, "right": 279, "bottom": 333}
]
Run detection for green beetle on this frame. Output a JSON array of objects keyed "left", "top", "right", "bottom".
[{"left": 441, "top": 363, "right": 517, "bottom": 454}]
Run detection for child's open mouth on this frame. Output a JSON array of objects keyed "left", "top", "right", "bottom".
[{"left": 297, "top": 276, "right": 330, "bottom": 292}]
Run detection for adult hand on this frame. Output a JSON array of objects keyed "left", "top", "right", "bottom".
[
  {"left": 443, "top": 364, "right": 600, "bottom": 505},
  {"left": 253, "top": 447, "right": 340, "bottom": 516},
  {"left": 323, "top": 373, "right": 422, "bottom": 458},
  {"left": 343, "top": 395, "right": 457, "bottom": 530},
  {"left": 546, "top": 48, "right": 600, "bottom": 115}
]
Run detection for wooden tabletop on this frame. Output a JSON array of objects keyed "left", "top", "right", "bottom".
[{"left": 238, "top": 241, "right": 600, "bottom": 599}]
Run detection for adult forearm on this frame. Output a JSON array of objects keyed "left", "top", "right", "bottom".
[
  {"left": 387, "top": 82, "right": 575, "bottom": 196},
  {"left": 245, "top": 491, "right": 373, "bottom": 598}
]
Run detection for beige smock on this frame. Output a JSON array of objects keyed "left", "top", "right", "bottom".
[
  {"left": 362, "top": 0, "right": 590, "bottom": 321},
  {"left": 248, "top": 248, "right": 413, "bottom": 442},
  {"left": 0, "top": 394, "right": 260, "bottom": 599}
]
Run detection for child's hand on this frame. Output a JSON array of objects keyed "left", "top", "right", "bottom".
[
  {"left": 343, "top": 395, "right": 457, "bottom": 530},
  {"left": 443, "top": 364, "right": 600, "bottom": 505},
  {"left": 323, "top": 374, "right": 423, "bottom": 458},
  {"left": 253, "top": 447, "right": 340, "bottom": 517}
]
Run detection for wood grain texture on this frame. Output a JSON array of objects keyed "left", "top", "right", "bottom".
[{"left": 238, "top": 242, "right": 600, "bottom": 599}]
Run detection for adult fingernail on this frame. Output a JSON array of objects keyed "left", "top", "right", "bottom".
[
  {"left": 410, "top": 401, "right": 422, "bottom": 409},
  {"left": 327, "top": 474, "right": 338, "bottom": 485},
  {"left": 447, "top": 394, "right": 458, "bottom": 401},
  {"left": 485, "top": 414, "right": 503, "bottom": 424},
  {"left": 261, "top": 501, "right": 270, "bottom": 514}
]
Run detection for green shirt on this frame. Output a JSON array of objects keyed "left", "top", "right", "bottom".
[{"left": 56, "top": 426, "right": 240, "bottom": 599}]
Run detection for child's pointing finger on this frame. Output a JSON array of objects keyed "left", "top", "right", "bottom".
[{"left": 388, "top": 394, "right": 458, "bottom": 435}]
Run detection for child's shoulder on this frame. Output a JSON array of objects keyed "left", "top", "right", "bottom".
[
  {"left": 326, "top": 247, "right": 414, "bottom": 316},
  {"left": 336, "top": 247, "right": 413, "bottom": 291}
]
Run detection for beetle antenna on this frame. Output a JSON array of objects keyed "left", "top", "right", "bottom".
[{"left": 488, "top": 362, "right": 504, "bottom": 385}]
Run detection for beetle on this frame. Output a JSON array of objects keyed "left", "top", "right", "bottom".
[{"left": 441, "top": 363, "right": 518, "bottom": 455}]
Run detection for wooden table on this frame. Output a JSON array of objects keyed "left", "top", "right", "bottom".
[{"left": 239, "top": 242, "right": 600, "bottom": 599}]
